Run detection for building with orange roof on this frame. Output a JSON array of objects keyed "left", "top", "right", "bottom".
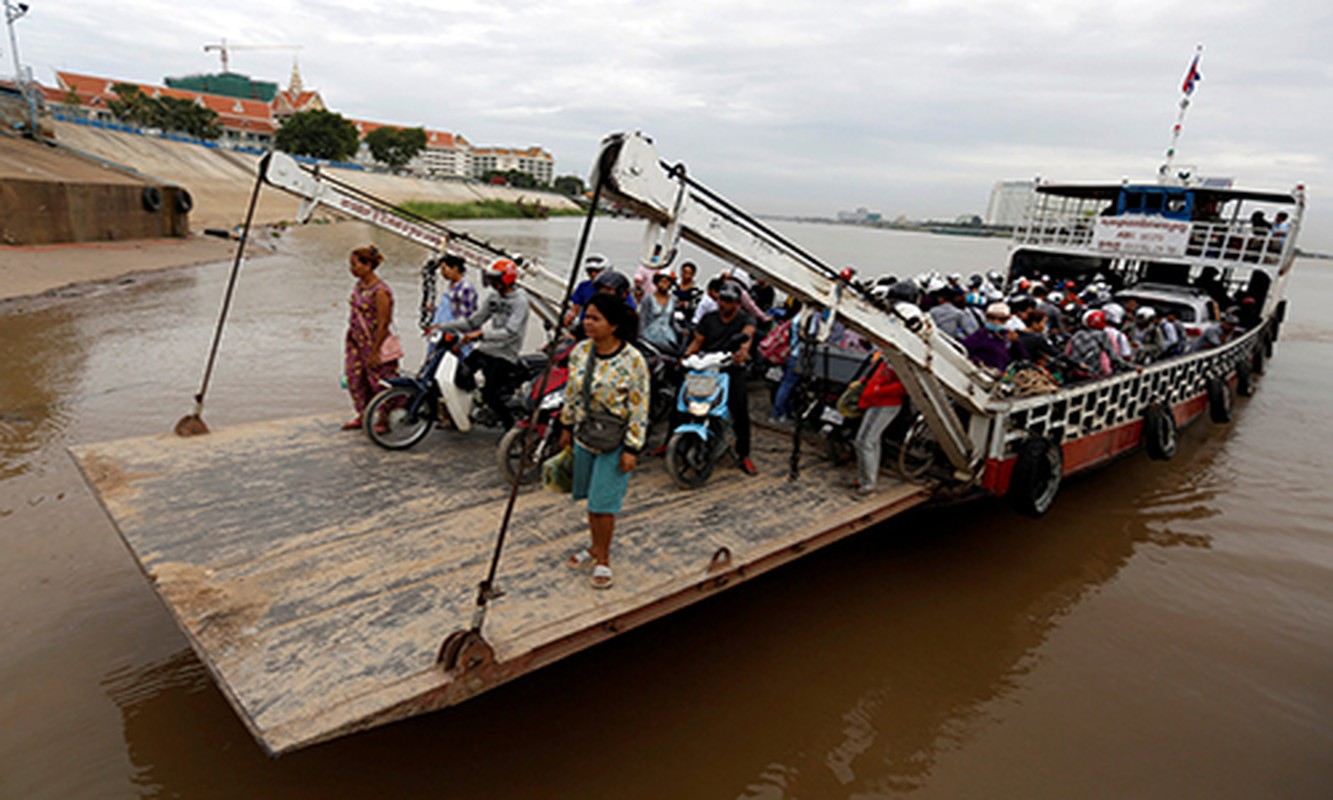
[
  {"left": 272, "top": 63, "right": 326, "bottom": 120},
  {"left": 470, "top": 145, "right": 554, "bottom": 185},
  {"left": 53, "top": 70, "right": 276, "bottom": 147},
  {"left": 43, "top": 67, "right": 556, "bottom": 184}
]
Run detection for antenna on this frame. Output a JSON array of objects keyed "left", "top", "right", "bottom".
[{"left": 1159, "top": 44, "right": 1203, "bottom": 184}]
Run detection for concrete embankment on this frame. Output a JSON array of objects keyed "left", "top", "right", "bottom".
[
  {"left": 0, "top": 133, "right": 190, "bottom": 245},
  {"left": 48, "top": 121, "right": 581, "bottom": 230},
  {"left": 0, "top": 121, "right": 580, "bottom": 304}
]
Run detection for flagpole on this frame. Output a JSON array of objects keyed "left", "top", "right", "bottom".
[{"left": 1161, "top": 44, "right": 1203, "bottom": 182}]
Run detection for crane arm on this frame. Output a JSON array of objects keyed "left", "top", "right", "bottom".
[
  {"left": 258, "top": 151, "right": 568, "bottom": 327},
  {"left": 591, "top": 132, "right": 996, "bottom": 473}
]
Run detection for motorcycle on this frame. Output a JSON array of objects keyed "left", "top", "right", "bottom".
[
  {"left": 663, "top": 333, "right": 748, "bottom": 489},
  {"left": 635, "top": 337, "right": 685, "bottom": 431},
  {"left": 495, "top": 339, "right": 575, "bottom": 484},
  {"left": 363, "top": 331, "right": 547, "bottom": 451}
]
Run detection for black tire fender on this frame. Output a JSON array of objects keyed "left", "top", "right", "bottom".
[
  {"left": 1144, "top": 402, "right": 1178, "bottom": 460},
  {"left": 1207, "top": 376, "right": 1232, "bottom": 424},
  {"left": 175, "top": 188, "right": 194, "bottom": 214},
  {"left": 141, "top": 185, "right": 163, "bottom": 212},
  {"left": 1236, "top": 358, "right": 1254, "bottom": 397},
  {"left": 1009, "top": 434, "right": 1063, "bottom": 517}
]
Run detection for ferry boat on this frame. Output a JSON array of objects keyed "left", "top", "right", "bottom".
[
  {"left": 67, "top": 133, "right": 1303, "bottom": 756},
  {"left": 593, "top": 133, "right": 1303, "bottom": 516},
  {"left": 974, "top": 174, "right": 1301, "bottom": 511}
]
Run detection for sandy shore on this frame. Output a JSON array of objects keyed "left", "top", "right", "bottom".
[{"left": 0, "top": 234, "right": 259, "bottom": 313}]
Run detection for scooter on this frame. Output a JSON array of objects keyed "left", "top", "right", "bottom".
[
  {"left": 663, "top": 333, "right": 748, "bottom": 489},
  {"left": 635, "top": 337, "right": 685, "bottom": 430},
  {"left": 363, "top": 332, "right": 547, "bottom": 450},
  {"left": 363, "top": 331, "right": 469, "bottom": 450},
  {"left": 495, "top": 339, "right": 575, "bottom": 484}
]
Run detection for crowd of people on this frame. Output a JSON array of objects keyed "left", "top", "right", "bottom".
[
  {"left": 338, "top": 244, "right": 1262, "bottom": 589},
  {"left": 902, "top": 269, "right": 1253, "bottom": 393}
]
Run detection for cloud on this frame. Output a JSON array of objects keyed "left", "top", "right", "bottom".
[{"left": 12, "top": 0, "right": 1333, "bottom": 248}]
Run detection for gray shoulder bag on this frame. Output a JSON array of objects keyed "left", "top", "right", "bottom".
[{"left": 575, "top": 348, "right": 628, "bottom": 453}]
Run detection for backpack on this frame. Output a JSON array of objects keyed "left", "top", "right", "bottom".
[{"left": 757, "top": 319, "right": 794, "bottom": 364}]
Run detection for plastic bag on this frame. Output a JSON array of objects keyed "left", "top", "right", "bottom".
[
  {"left": 834, "top": 379, "right": 866, "bottom": 419},
  {"left": 542, "top": 446, "right": 574, "bottom": 494}
]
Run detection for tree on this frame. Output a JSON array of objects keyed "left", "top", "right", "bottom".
[
  {"left": 553, "top": 174, "right": 585, "bottom": 197},
  {"left": 364, "top": 126, "right": 427, "bottom": 172},
  {"left": 481, "top": 169, "right": 541, "bottom": 189},
  {"left": 154, "top": 96, "right": 222, "bottom": 140},
  {"left": 106, "top": 83, "right": 155, "bottom": 127},
  {"left": 274, "top": 109, "right": 361, "bottom": 161},
  {"left": 105, "top": 83, "right": 222, "bottom": 140}
]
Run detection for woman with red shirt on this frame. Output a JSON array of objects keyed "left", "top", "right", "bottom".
[{"left": 854, "top": 353, "right": 906, "bottom": 498}]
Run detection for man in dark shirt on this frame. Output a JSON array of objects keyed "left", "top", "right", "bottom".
[
  {"left": 684, "top": 282, "right": 758, "bottom": 475},
  {"left": 962, "top": 302, "right": 1027, "bottom": 372}
]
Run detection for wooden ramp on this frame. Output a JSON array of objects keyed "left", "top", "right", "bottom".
[{"left": 70, "top": 415, "right": 928, "bottom": 755}]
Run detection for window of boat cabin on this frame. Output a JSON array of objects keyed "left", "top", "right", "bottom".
[{"left": 1118, "top": 187, "right": 1192, "bottom": 220}]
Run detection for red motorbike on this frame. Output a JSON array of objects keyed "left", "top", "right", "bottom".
[{"left": 496, "top": 338, "right": 576, "bottom": 484}]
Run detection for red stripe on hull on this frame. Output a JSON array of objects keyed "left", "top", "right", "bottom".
[{"left": 983, "top": 389, "right": 1211, "bottom": 497}]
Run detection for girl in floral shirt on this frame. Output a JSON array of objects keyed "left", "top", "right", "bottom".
[{"left": 561, "top": 293, "right": 650, "bottom": 589}]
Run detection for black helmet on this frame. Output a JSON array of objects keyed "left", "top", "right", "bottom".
[
  {"left": 592, "top": 269, "right": 630, "bottom": 297},
  {"left": 886, "top": 281, "right": 921, "bottom": 304}
]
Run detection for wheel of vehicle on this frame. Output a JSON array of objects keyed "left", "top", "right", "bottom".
[
  {"left": 665, "top": 430, "right": 714, "bottom": 489},
  {"left": 1263, "top": 333, "right": 1274, "bottom": 360},
  {"left": 1009, "top": 434, "right": 1063, "bottom": 517},
  {"left": 175, "top": 188, "right": 194, "bottom": 214},
  {"left": 497, "top": 426, "right": 546, "bottom": 485},
  {"left": 1252, "top": 343, "right": 1266, "bottom": 375},
  {"left": 1206, "top": 376, "right": 1232, "bottom": 424},
  {"left": 1235, "top": 359, "right": 1254, "bottom": 397},
  {"left": 364, "top": 386, "right": 433, "bottom": 450},
  {"left": 650, "top": 383, "right": 675, "bottom": 428},
  {"left": 822, "top": 426, "right": 854, "bottom": 466},
  {"left": 1143, "top": 402, "right": 1178, "bottom": 460},
  {"left": 895, "top": 416, "right": 938, "bottom": 480},
  {"left": 141, "top": 185, "right": 162, "bottom": 212}
]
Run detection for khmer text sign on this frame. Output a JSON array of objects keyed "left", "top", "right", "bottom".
[{"left": 1092, "top": 216, "right": 1190, "bottom": 257}]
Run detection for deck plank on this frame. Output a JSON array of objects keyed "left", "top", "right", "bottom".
[{"left": 71, "top": 413, "right": 926, "bottom": 753}]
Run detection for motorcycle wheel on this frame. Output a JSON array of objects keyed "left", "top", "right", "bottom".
[
  {"left": 665, "top": 430, "right": 714, "bottom": 490},
  {"left": 497, "top": 425, "right": 548, "bottom": 485},
  {"left": 822, "top": 426, "right": 855, "bottom": 466},
  {"left": 364, "top": 386, "right": 433, "bottom": 450},
  {"left": 895, "top": 416, "right": 938, "bottom": 480},
  {"left": 650, "top": 383, "right": 675, "bottom": 428}
]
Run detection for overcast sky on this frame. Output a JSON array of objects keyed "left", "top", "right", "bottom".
[{"left": 10, "top": 0, "right": 1333, "bottom": 250}]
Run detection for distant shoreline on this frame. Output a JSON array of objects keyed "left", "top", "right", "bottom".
[{"left": 400, "top": 199, "right": 585, "bottom": 221}]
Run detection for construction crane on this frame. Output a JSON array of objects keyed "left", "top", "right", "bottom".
[{"left": 203, "top": 38, "right": 302, "bottom": 73}]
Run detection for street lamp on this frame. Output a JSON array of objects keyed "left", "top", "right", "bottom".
[{"left": 4, "top": 0, "right": 38, "bottom": 138}]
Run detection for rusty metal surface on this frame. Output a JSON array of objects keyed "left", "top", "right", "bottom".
[{"left": 70, "top": 414, "right": 927, "bottom": 754}]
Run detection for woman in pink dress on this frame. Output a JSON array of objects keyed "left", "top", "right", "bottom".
[{"left": 343, "top": 245, "right": 399, "bottom": 429}]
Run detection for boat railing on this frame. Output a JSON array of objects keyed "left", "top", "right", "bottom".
[
  {"left": 1014, "top": 214, "right": 1294, "bottom": 269},
  {"left": 991, "top": 322, "right": 1265, "bottom": 461}
]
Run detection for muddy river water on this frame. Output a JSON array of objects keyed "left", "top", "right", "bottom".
[{"left": 1, "top": 218, "right": 1329, "bottom": 798}]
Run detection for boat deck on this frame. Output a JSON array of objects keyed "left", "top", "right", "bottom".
[{"left": 70, "top": 414, "right": 927, "bottom": 755}]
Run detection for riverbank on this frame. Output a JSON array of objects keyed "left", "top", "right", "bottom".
[
  {"left": 401, "top": 198, "right": 585, "bottom": 220},
  {"left": 0, "top": 234, "right": 253, "bottom": 313},
  {"left": 47, "top": 120, "right": 581, "bottom": 231}
]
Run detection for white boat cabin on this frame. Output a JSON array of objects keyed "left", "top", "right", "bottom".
[{"left": 1008, "top": 180, "right": 1304, "bottom": 320}]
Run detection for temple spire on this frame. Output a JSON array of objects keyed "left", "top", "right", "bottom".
[{"left": 289, "top": 58, "right": 304, "bottom": 93}]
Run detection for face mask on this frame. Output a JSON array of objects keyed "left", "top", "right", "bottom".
[{"left": 985, "top": 321, "right": 1004, "bottom": 333}]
